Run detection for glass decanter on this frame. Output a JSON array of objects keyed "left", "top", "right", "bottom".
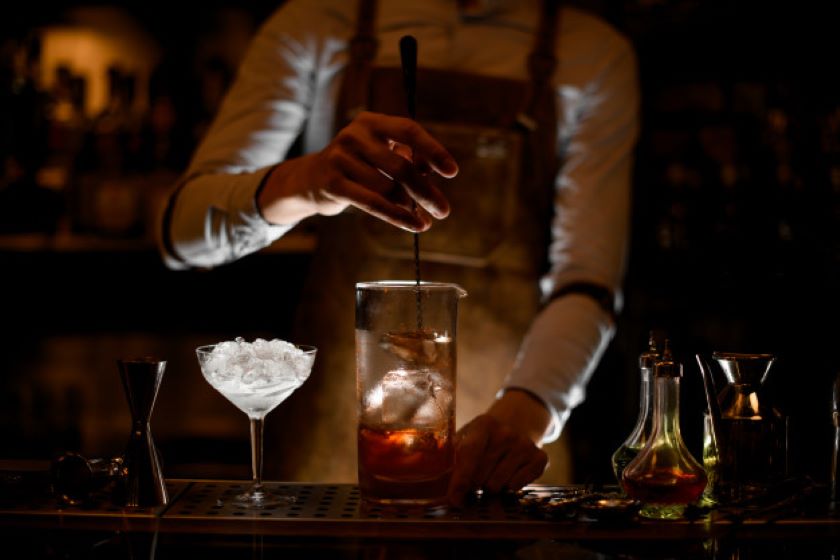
[
  {"left": 612, "top": 332, "right": 659, "bottom": 483},
  {"left": 699, "top": 352, "right": 787, "bottom": 504},
  {"left": 622, "top": 341, "right": 707, "bottom": 519}
]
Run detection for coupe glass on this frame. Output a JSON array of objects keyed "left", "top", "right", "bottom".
[{"left": 196, "top": 339, "right": 316, "bottom": 508}]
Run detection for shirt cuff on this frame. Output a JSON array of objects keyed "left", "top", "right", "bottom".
[{"left": 167, "top": 165, "right": 295, "bottom": 269}]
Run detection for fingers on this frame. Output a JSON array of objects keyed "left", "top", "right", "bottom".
[
  {"left": 318, "top": 139, "right": 425, "bottom": 231},
  {"left": 484, "top": 443, "right": 548, "bottom": 494},
  {"left": 362, "top": 111, "right": 456, "bottom": 217},
  {"left": 364, "top": 141, "right": 450, "bottom": 219},
  {"left": 470, "top": 428, "right": 513, "bottom": 488},
  {"left": 327, "top": 177, "right": 430, "bottom": 232},
  {"left": 330, "top": 148, "right": 398, "bottom": 197},
  {"left": 324, "top": 113, "right": 455, "bottom": 226},
  {"left": 359, "top": 112, "right": 459, "bottom": 178},
  {"left": 447, "top": 415, "right": 549, "bottom": 507},
  {"left": 507, "top": 451, "right": 549, "bottom": 492},
  {"left": 447, "top": 418, "right": 492, "bottom": 506},
  {"left": 312, "top": 113, "right": 458, "bottom": 232}
]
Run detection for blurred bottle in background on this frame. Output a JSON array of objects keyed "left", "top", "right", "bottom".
[{"left": 0, "top": 36, "right": 65, "bottom": 234}]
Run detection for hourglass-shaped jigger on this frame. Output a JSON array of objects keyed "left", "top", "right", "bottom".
[{"left": 118, "top": 357, "right": 168, "bottom": 508}]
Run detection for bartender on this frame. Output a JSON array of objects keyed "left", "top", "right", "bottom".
[{"left": 160, "top": 0, "right": 638, "bottom": 505}]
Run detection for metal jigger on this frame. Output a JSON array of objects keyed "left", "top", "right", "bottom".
[
  {"left": 117, "top": 357, "right": 168, "bottom": 508},
  {"left": 830, "top": 372, "right": 840, "bottom": 514}
]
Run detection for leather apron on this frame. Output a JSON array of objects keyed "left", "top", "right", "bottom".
[{"left": 272, "top": 0, "right": 572, "bottom": 484}]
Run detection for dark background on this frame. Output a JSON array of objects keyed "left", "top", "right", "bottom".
[{"left": 1, "top": 0, "right": 839, "bottom": 485}]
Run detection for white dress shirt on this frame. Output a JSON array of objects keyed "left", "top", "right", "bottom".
[{"left": 162, "top": 0, "right": 639, "bottom": 442}]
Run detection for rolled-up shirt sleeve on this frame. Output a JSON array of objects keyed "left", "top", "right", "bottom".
[
  {"left": 160, "top": 3, "right": 336, "bottom": 269},
  {"left": 503, "top": 32, "right": 640, "bottom": 442}
]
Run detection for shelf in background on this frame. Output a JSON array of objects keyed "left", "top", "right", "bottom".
[{"left": 0, "top": 230, "right": 317, "bottom": 254}]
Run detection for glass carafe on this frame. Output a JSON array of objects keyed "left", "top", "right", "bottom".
[
  {"left": 612, "top": 333, "right": 659, "bottom": 483},
  {"left": 355, "top": 281, "right": 467, "bottom": 506},
  {"left": 699, "top": 352, "right": 787, "bottom": 504},
  {"left": 622, "top": 342, "right": 707, "bottom": 519}
]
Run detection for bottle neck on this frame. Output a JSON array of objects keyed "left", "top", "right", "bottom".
[
  {"left": 636, "top": 367, "right": 653, "bottom": 428},
  {"left": 652, "top": 376, "right": 682, "bottom": 439},
  {"left": 639, "top": 367, "right": 652, "bottom": 409},
  {"left": 621, "top": 367, "right": 654, "bottom": 448}
]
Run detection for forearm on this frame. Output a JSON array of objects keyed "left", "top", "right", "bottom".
[
  {"left": 257, "top": 153, "right": 329, "bottom": 225},
  {"left": 487, "top": 389, "right": 553, "bottom": 446},
  {"left": 503, "top": 294, "right": 615, "bottom": 442},
  {"left": 164, "top": 165, "right": 296, "bottom": 269},
  {"left": 163, "top": 145, "right": 326, "bottom": 269}
]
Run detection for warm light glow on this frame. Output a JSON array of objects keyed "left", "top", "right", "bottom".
[
  {"left": 749, "top": 392, "right": 760, "bottom": 418},
  {"left": 39, "top": 9, "right": 159, "bottom": 116}
]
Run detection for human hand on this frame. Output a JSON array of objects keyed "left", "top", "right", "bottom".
[
  {"left": 259, "top": 111, "right": 458, "bottom": 231},
  {"left": 447, "top": 391, "right": 551, "bottom": 506}
]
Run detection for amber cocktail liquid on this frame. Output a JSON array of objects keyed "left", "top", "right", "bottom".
[
  {"left": 622, "top": 467, "right": 707, "bottom": 504},
  {"left": 355, "top": 282, "right": 466, "bottom": 506},
  {"left": 358, "top": 423, "right": 454, "bottom": 503}
]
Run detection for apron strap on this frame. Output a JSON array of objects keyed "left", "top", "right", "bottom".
[
  {"left": 336, "top": 0, "right": 379, "bottom": 126},
  {"left": 519, "top": 4, "right": 616, "bottom": 318},
  {"left": 514, "top": 0, "right": 563, "bottom": 266},
  {"left": 516, "top": 0, "right": 562, "bottom": 132}
]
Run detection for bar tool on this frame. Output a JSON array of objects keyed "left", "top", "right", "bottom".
[
  {"left": 117, "top": 356, "right": 168, "bottom": 507},
  {"left": 356, "top": 281, "right": 466, "bottom": 506},
  {"left": 831, "top": 372, "right": 840, "bottom": 513},
  {"left": 51, "top": 452, "right": 124, "bottom": 506},
  {"left": 579, "top": 495, "right": 641, "bottom": 523},
  {"left": 399, "top": 33, "right": 424, "bottom": 330}
]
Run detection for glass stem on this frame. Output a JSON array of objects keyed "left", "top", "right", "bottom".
[{"left": 250, "top": 417, "right": 264, "bottom": 489}]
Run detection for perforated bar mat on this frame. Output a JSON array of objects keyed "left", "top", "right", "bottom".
[{"left": 165, "top": 481, "right": 540, "bottom": 522}]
